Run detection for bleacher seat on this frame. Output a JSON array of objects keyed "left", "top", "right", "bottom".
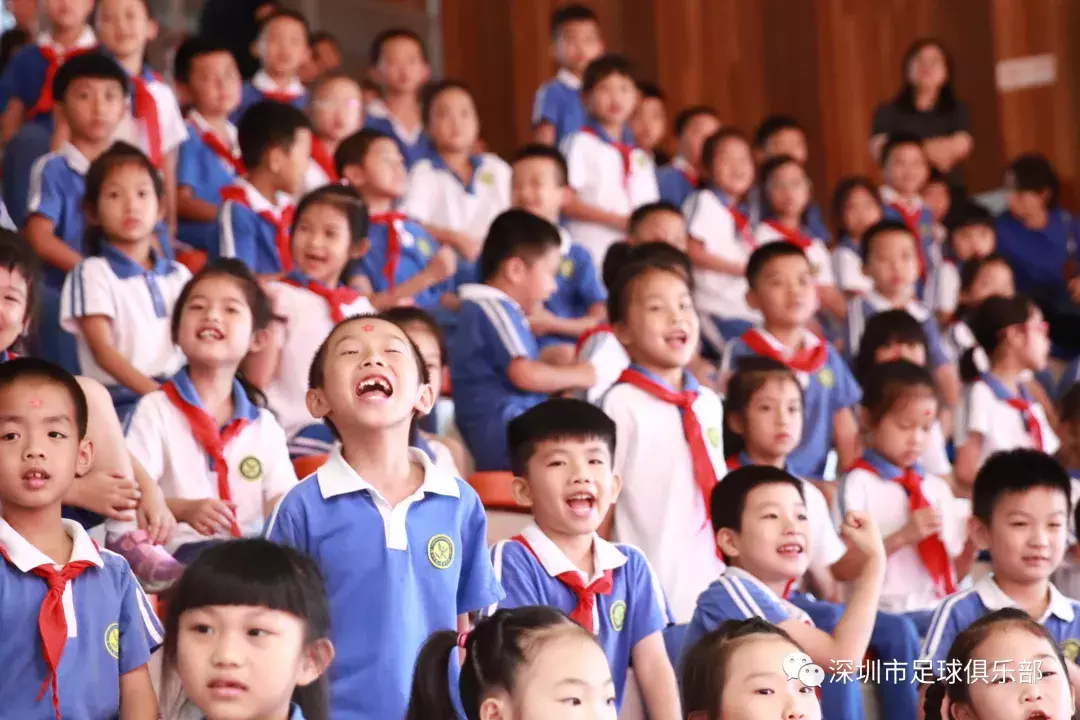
[
  {"left": 292, "top": 454, "right": 328, "bottom": 479},
  {"left": 176, "top": 249, "right": 207, "bottom": 274},
  {"left": 468, "top": 471, "right": 530, "bottom": 543}
]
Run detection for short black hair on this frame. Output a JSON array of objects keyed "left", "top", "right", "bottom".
[
  {"left": 673, "top": 105, "right": 719, "bottom": 138},
  {"left": 830, "top": 176, "right": 881, "bottom": 239},
  {"left": 753, "top": 114, "right": 804, "bottom": 149},
  {"left": 628, "top": 201, "right": 682, "bottom": 236},
  {"left": 880, "top": 132, "right": 925, "bottom": 167},
  {"left": 380, "top": 306, "right": 448, "bottom": 368},
  {"left": 0, "top": 358, "right": 88, "bottom": 438},
  {"left": 334, "top": 128, "right": 393, "bottom": 177},
  {"left": 511, "top": 143, "right": 568, "bottom": 186},
  {"left": 636, "top": 81, "right": 664, "bottom": 101},
  {"left": 369, "top": 27, "right": 428, "bottom": 66},
  {"left": 860, "top": 218, "right": 917, "bottom": 264},
  {"left": 258, "top": 8, "right": 311, "bottom": 37},
  {"left": 54, "top": 52, "right": 129, "bottom": 103},
  {"left": 421, "top": 79, "right": 473, "bottom": 125},
  {"left": 602, "top": 240, "right": 690, "bottom": 290},
  {"left": 581, "top": 54, "right": 635, "bottom": 94},
  {"left": 853, "top": 309, "right": 929, "bottom": 388},
  {"left": 0, "top": 27, "right": 29, "bottom": 74},
  {"left": 291, "top": 184, "right": 369, "bottom": 257},
  {"left": 507, "top": 398, "right": 616, "bottom": 477},
  {"left": 1007, "top": 153, "right": 1060, "bottom": 208},
  {"left": 606, "top": 247, "right": 693, "bottom": 323},
  {"left": 710, "top": 465, "right": 804, "bottom": 534},
  {"left": 972, "top": 449, "right": 1071, "bottom": 525},
  {"left": 550, "top": 3, "right": 599, "bottom": 40},
  {"left": 479, "top": 209, "right": 562, "bottom": 283},
  {"left": 309, "top": 30, "right": 340, "bottom": 51},
  {"left": 745, "top": 241, "right": 808, "bottom": 289},
  {"left": 173, "top": 36, "right": 234, "bottom": 85},
  {"left": 947, "top": 200, "right": 995, "bottom": 236},
  {"left": 0, "top": 230, "right": 39, "bottom": 332},
  {"left": 237, "top": 100, "right": 312, "bottom": 172},
  {"left": 860, "top": 359, "right": 937, "bottom": 426},
  {"left": 958, "top": 254, "right": 1011, "bottom": 298}
]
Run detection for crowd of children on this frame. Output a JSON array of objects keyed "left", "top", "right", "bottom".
[{"left": 3, "top": 2, "right": 1080, "bottom": 720}]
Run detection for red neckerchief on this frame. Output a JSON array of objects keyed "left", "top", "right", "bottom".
[
  {"left": 261, "top": 89, "right": 302, "bottom": 104},
  {"left": 582, "top": 126, "right": 633, "bottom": 191},
  {"left": 220, "top": 185, "right": 295, "bottom": 272},
  {"left": 888, "top": 201, "right": 929, "bottom": 280},
  {"left": 849, "top": 458, "right": 956, "bottom": 596},
  {"left": 763, "top": 219, "right": 813, "bottom": 251},
  {"left": 982, "top": 375, "right": 1045, "bottom": 451},
  {"left": 197, "top": 123, "right": 244, "bottom": 175},
  {"left": 512, "top": 534, "right": 613, "bottom": 633},
  {"left": 130, "top": 72, "right": 163, "bottom": 168},
  {"left": 575, "top": 323, "right": 613, "bottom": 355},
  {"left": 369, "top": 211, "right": 409, "bottom": 287},
  {"left": 162, "top": 381, "right": 248, "bottom": 537},
  {"left": 310, "top": 136, "right": 339, "bottom": 183},
  {"left": 0, "top": 543, "right": 97, "bottom": 719},
  {"left": 740, "top": 329, "right": 828, "bottom": 374},
  {"left": 25, "top": 45, "right": 96, "bottom": 120},
  {"left": 282, "top": 275, "right": 360, "bottom": 323}
]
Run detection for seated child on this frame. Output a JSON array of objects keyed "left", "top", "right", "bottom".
[
  {"left": 656, "top": 105, "right": 720, "bottom": 208},
  {"left": 602, "top": 248, "right": 725, "bottom": 621},
  {"left": 628, "top": 200, "right": 689, "bottom": 251},
  {"left": 403, "top": 80, "right": 510, "bottom": 287},
  {"left": 831, "top": 176, "right": 883, "bottom": 297},
  {"left": 336, "top": 128, "right": 456, "bottom": 310},
  {"left": 944, "top": 254, "right": 1015, "bottom": 362},
  {"left": 561, "top": 54, "right": 659, "bottom": 268},
  {"left": 232, "top": 8, "right": 309, "bottom": 121},
  {"left": 308, "top": 30, "right": 343, "bottom": 78},
  {"left": 630, "top": 81, "right": 669, "bottom": 166},
  {"left": 930, "top": 200, "right": 997, "bottom": 323},
  {"left": 450, "top": 209, "right": 595, "bottom": 471},
  {"left": 532, "top": 3, "right": 604, "bottom": 145},
  {"left": 721, "top": 242, "right": 861, "bottom": 480},
  {"left": 215, "top": 100, "right": 312, "bottom": 276},
  {"left": 879, "top": 133, "right": 937, "bottom": 300},
  {"left": 923, "top": 168, "right": 951, "bottom": 237},
  {"left": 304, "top": 70, "right": 363, "bottom": 192},
  {"left": 25, "top": 53, "right": 128, "bottom": 370},
  {"left": 364, "top": 28, "right": 433, "bottom": 168},
  {"left": 752, "top": 114, "right": 829, "bottom": 239},
  {"left": 491, "top": 398, "right": 681, "bottom": 717},
  {"left": 175, "top": 37, "right": 244, "bottom": 253},
  {"left": 266, "top": 313, "right": 502, "bottom": 720},
  {"left": 59, "top": 144, "right": 191, "bottom": 419},
  {"left": 0, "top": 357, "right": 162, "bottom": 718}
]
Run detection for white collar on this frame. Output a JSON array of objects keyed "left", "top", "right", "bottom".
[
  {"left": 458, "top": 283, "right": 526, "bottom": 314},
  {"left": 556, "top": 68, "right": 582, "bottom": 90},
  {"left": 724, "top": 565, "right": 786, "bottom": 603},
  {"left": 188, "top": 110, "right": 238, "bottom": 146},
  {"left": 37, "top": 28, "right": 96, "bottom": 53},
  {"left": 235, "top": 178, "right": 291, "bottom": 218},
  {"left": 559, "top": 226, "right": 572, "bottom": 255},
  {"left": 59, "top": 143, "right": 90, "bottom": 175},
  {"left": 879, "top": 184, "right": 923, "bottom": 211},
  {"left": 316, "top": 445, "right": 460, "bottom": 501},
  {"left": 975, "top": 575, "right": 1076, "bottom": 623},
  {"left": 671, "top": 155, "right": 693, "bottom": 172},
  {"left": 518, "top": 522, "right": 628, "bottom": 585},
  {"left": 864, "top": 289, "right": 930, "bottom": 322},
  {"left": 364, "top": 98, "right": 424, "bottom": 145},
  {"left": 251, "top": 69, "right": 305, "bottom": 97},
  {"left": 750, "top": 327, "right": 822, "bottom": 357},
  {"left": 0, "top": 518, "right": 104, "bottom": 571}
]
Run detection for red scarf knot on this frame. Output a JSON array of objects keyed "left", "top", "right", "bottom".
[
  {"left": 283, "top": 276, "right": 360, "bottom": 323},
  {"left": 310, "top": 136, "right": 340, "bottom": 184},
  {"left": 369, "top": 211, "right": 409, "bottom": 287},
  {"left": 583, "top": 126, "right": 634, "bottom": 192},
  {"left": 26, "top": 45, "right": 95, "bottom": 121},
  {"left": 740, "top": 329, "right": 829, "bottom": 375},
  {"left": 198, "top": 125, "right": 244, "bottom": 175},
  {"left": 1005, "top": 396, "right": 1045, "bottom": 451},
  {"left": 220, "top": 185, "right": 295, "bottom": 272},
  {"left": 764, "top": 219, "right": 813, "bottom": 251},
  {"left": 130, "top": 74, "right": 163, "bottom": 168},
  {"left": 513, "top": 535, "right": 614, "bottom": 633}
]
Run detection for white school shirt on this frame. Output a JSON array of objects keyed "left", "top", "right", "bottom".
[
  {"left": 304, "top": 157, "right": 333, "bottom": 194},
  {"left": 425, "top": 436, "right": 462, "bottom": 478},
  {"left": 402, "top": 153, "right": 512, "bottom": 240},
  {"left": 603, "top": 378, "right": 726, "bottom": 623},
  {"left": 838, "top": 463, "right": 964, "bottom": 612},
  {"left": 682, "top": 189, "right": 760, "bottom": 323},
  {"left": 115, "top": 73, "right": 188, "bottom": 160},
  {"left": 833, "top": 242, "right": 873, "bottom": 295},
  {"left": 59, "top": 248, "right": 190, "bottom": 387},
  {"left": 922, "top": 420, "right": 952, "bottom": 477},
  {"left": 264, "top": 280, "right": 375, "bottom": 439},
  {"left": 930, "top": 260, "right": 961, "bottom": 316},
  {"left": 956, "top": 378, "right": 1059, "bottom": 467},
  {"left": 561, "top": 129, "right": 658, "bottom": 268},
  {"left": 753, "top": 222, "right": 836, "bottom": 286},
  {"left": 577, "top": 327, "right": 629, "bottom": 404}
]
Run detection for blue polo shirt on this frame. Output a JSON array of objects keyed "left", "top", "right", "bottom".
[
  {"left": 656, "top": 160, "right": 696, "bottom": 208},
  {"left": 491, "top": 524, "right": 671, "bottom": 708},
  {"left": 27, "top": 143, "right": 90, "bottom": 287},
  {"left": 231, "top": 78, "right": 307, "bottom": 125},
  {"left": 544, "top": 232, "right": 606, "bottom": 334},
  {"left": 0, "top": 518, "right": 164, "bottom": 719},
  {"left": 213, "top": 187, "right": 289, "bottom": 275},
  {"left": 264, "top": 447, "right": 502, "bottom": 720},
  {"left": 532, "top": 69, "right": 587, "bottom": 144},
  {"left": 364, "top": 99, "right": 433, "bottom": 169},
  {"left": 845, "top": 291, "right": 950, "bottom": 368},
  {"left": 995, "top": 209, "right": 1079, "bottom": 308},
  {"left": 177, "top": 116, "right": 240, "bottom": 253},
  {"left": 450, "top": 283, "right": 546, "bottom": 471},
  {"left": 348, "top": 216, "right": 449, "bottom": 309},
  {"left": 882, "top": 202, "right": 937, "bottom": 297}
]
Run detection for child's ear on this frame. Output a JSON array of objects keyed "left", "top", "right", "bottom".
[
  {"left": 146, "top": 18, "right": 159, "bottom": 43},
  {"left": 609, "top": 471, "right": 623, "bottom": 504},
  {"left": 341, "top": 166, "right": 365, "bottom": 190},
  {"left": 715, "top": 527, "right": 739, "bottom": 560},
  {"left": 297, "top": 637, "right": 335, "bottom": 686},
  {"left": 75, "top": 438, "right": 94, "bottom": 478},
  {"left": 726, "top": 413, "right": 745, "bottom": 437},
  {"left": 305, "top": 387, "right": 331, "bottom": 421},
  {"left": 612, "top": 320, "right": 633, "bottom": 350},
  {"left": 968, "top": 515, "right": 991, "bottom": 552},
  {"left": 745, "top": 287, "right": 761, "bottom": 312},
  {"left": 510, "top": 475, "right": 534, "bottom": 509},
  {"left": 412, "top": 378, "right": 436, "bottom": 418},
  {"left": 350, "top": 237, "right": 370, "bottom": 260}
]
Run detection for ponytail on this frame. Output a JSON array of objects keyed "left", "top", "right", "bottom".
[
  {"left": 405, "top": 630, "right": 460, "bottom": 720},
  {"left": 958, "top": 346, "right": 983, "bottom": 384},
  {"left": 959, "top": 294, "right": 1033, "bottom": 383},
  {"left": 923, "top": 678, "right": 947, "bottom": 720}
]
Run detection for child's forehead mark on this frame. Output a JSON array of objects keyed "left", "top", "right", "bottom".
[
  {"left": 362, "top": 324, "right": 376, "bottom": 332},
  {"left": 29, "top": 398, "right": 42, "bottom": 408}
]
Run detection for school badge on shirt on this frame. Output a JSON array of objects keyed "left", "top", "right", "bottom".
[
  {"left": 240, "top": 456, "right": 263, "bottom": 480},
  {"left": 609, "top": 600, "right": 627, "bottom": 632},
  {"left": 1063, "top": 639, "right": 1080, "bottom": 662},
  {"left": 479, "top": 170, "right": 494, "bottom": 187},
  {"left": 706, "top": 427, "right": 721, "bottom": 448},
  {"left": 427, "top": 534, "right": 455, "bottom": 569},
  {"left": 417, "top": 237, "right": 433, "bottom": 257},
  {"left": 560, "top": 258, "right": 574, "bottom": 279},
  {"left": 105, "top": 623, "right": 120, "bottom": 659},
  {"left": 816, "top": 368, "right": 835, "bottom": 389}
]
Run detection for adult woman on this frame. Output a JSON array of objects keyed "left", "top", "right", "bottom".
[{"left": 870, "top": 39, "right": 973, "bottom": 188}]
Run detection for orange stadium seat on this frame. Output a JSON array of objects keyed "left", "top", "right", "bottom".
[
  {"left": 176, "top": 249, "right": 207, "bottom": 274},
  {"left": 292, "top": 454, "right": 328, "bottom": 479},
  {"left": 467, "top": 471, "right": 522, "bottom": 512}
]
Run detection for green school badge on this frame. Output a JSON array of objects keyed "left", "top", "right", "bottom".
[
  {"left": 560, "top": 258, "right": 574, "bottom": 279},
  {"left": 428, "top": 534, "right": 455, "bottom": 569},
  {"left": 1063, "top": 639, "right": 1080, "bottom": 662},
  {"left": 479, "top": 170, "right": 494, "bottom": 186},
  {"left": 239, "top": 456, "right": 263, "bottom": 481},
  {"left": 105, "top": 623, "right": 120, "bottom": 659},
  {"left": 417, "top": 238, "right": 433, "bottom": 257},
  {"left": 609, "top": 601, "right": 627, "bottom": 632},
  {"left": 817, "top": 367, "right": 835, "bottom": 389},
  {"left": 706, "top": 427, "right": 721, "bottom": 449}
]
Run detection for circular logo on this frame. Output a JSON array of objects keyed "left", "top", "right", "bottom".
[
  {"left": 479, "top": 170, "right": 494, "bottom": 186},
  {"left": 1063, "top": 639, "right": 1080, "bottom": 662},
  {"left": 609, "top": 601, "right": 627, "bottom": 632},
  {"left": 417, "top": 237, "right": 432, "bottom": 257},
  {"left": 239, "top": 456, "right": 263, "bottom": 481},
  {"left": 560, "top": 258, "right": 574, "bottom": 279},
  {"left": 427, "top": 534, "right": 455, "bottom": 569},
  {"left": 816, "top": 367, "right": 835, "bottom": 389},
  {"left": 706, "top": 427, "right": 721, "bottom": 449},
  {"left": 104, "top": 623, "right": 120, "bottom": 659}
]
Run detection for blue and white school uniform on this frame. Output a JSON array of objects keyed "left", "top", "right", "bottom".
[
  {"left": 350, "top": 214, "right": 449, "bottom": 310},
  {"left": 59, "top": 245, "right": 190, "bottom": 416},
  {"left": 833, "top": 236, "right": 873, "bottom": 296},
  {"left": 114, "top": 65, "right": 188, "bottom": 172},
  {"left": 0, "top": 518, "right": 163, "bottom": 719},
  {"left": 490, "top": 523, "right": 671, "bottom": 709},
  {"left": 214, "top": 178, "right": 293, "bottom": 274},
  {"left": 602, "top": 367, "right": 726, "bottom": 623},
  {"left": 722, "top": 328, "right": 861, "bottom": 480},
  {"left": 656, "top": 155, "right": 697, "bottom": 209},
  {"left": 532, "top": 68, "right": 587, "bottom": 144},
  {"left": 232, "top": 70, "right": 306, "bottom": 123},
  {"left": 364, "top": 97, "right": 433, "bottom": 169},
  {"left": 577, "top": 324, "right": 627, "bottom": 404},
  {"left": 845, "top": 290, "right": 951, "bottom": 367},
  {"left": 754, "top": 220, "right": 836, "bottom": 286},
  {"left": 402, "top": 152, "right": 511, "bottom": 287},
  {"left": 124, "top": 368, "right": 298, "bottom": 555},
  {"left": 921, "top": 574, "right": 1080, "bottom": 668},
  {"left": 264, "top": 446, "right": 503, "bottom": 720},
  {"left": 927, "top": 257, "right": 961, "bottom": 317},
  {"left": 956, "top": 372, "right": 1059, "bottom": 468},
  {"left": 544, "top": 227, "right": 606, "bottom": 344},
  {"left": 880, "top": 186, "right": 937, "bottom": 299},
  {"left": 561, "top": 121, "right": 659, "bottom": 268},
  {"left": 449, "top": 284, "right": 546, "bottom": 471},
  {"left": 0, "top": 29, "right": 97, "bottom": 133},
  {"left": 177, "top": 111, "right": 241, "bottom": 252}
]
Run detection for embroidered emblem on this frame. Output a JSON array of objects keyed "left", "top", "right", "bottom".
[
  {"left": 417, "top": 237, "right": 433, "bottom": 257},
  {"left": 609, "top": 601, "right": 627, "bottom": 632},
  {"left": 479, "top": 170, "right": 494, "bottom": 186},
  {"left": 706, "top": 427, "right": 721, "bottom": 449},
  {"left": 105, "top": 623, "right": 120, "bottom": 659},
  {"left": 1063, "top": 639, "right": 1080, "bottom": 662},
  {"left": 239, "top": 456, "right": 263, "bottom": 481},
  {"left": 428, "top": 534, "right": 455, "bottom": 569},
  {"left": 560, "top": 258, "right": 574, "bottom": 279},
  {"left": 817, "top": 367, "right": 835, "bottom": 389}
]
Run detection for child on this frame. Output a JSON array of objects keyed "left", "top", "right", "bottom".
[
  {"left": 365, "top": 28, "right": 433, "bottom": 169},
  {"left": 233, "top": 9, "right": 309, "bottom": 121},
  {"left": 954, "top": 295, "right": 1058, "bottom": 489},
  {"left": 215, "top": 100, "right": 312, "bottom": 276},
  {"left": 721, "top": 242, "right": 861, "bottom": 480},
  {"left": 930, "top": 201, "right": 997, "bottom": 322},
  {"left": 630, "top": 81, "right": 668, "bottom": 166},
  {"left": 945, "top": 254, "right": 1016, "bottom": 362},
  {"left": 510, "top": 143, "right": 605, "bottom": 348},
  {"left": 490, "top": 398, "right": 680, "bottom": 716},
  {"left": 309, "top": 31, "right": 343, "bottom": 78},
  {"left": 25, "top": 53, "right": 128, "bottom": 370},
  {"left": 407, "top": 607, "right": 617, "bottom": 720},
  {"left": 879, "top": 133, "right": 936, "bottom": 297},
  {"left": 532, "top": 3, "right": 604, "bottom": 145},
  {"left": 335, "top": 128, "right": 456, "bottom": 310},
  {"left": 602, "top": 250, "right": 725, "bottom": 622},
  {"left": 561, "top": 54, "right": 659, "bottom": 268},
  {"left": 251, "top": 186, "right": 375, "bottom": 458},
  {"left": 680, "top": 618, "right": 823, "bottom": 720},
  {"left": 628, "top": 200, "right": 688, "bottom": 251},
  {"left": 830, "top": 176, "right": 883, "bottom": 297},
  {"left": 450, "top": 209, "right": 595, "bottom": 471},
  {"left": 655, "top": 105, "right": 720, "bottom": 208},
  {"left": 60, "top": 144, "right": 191, "bottom": 419},
  {"left": 684, "top": 128, "right": 759, "bottom": 355},
  {"left": 0, "top": 357, "right": 162, "bottom": 718},
  {"left": 265, "top": 313, "right": 503, "bottom": 720},
  {"left": 164, "top": 539, "right": 335, "bottom": 720},
  {"left": 404, "top": 80, "right": 510, "bottom": 287},
  {"left": 752, "top": 115, "right": 829, "bottom": 240},
  {"left": 923, "top": 168, "right": 951, "bottom": 229},
  {"left": 175, "top": 37, "right": 244, "bottom": 254},
  {"left": 304, "top": 70, "right": 363, "bottom": 192}
]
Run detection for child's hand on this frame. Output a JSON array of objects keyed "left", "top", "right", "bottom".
[
  {"left": 136, "top": 482, "right": 178, "bottom": 546},
  {"left": 440, "top": 292, "right": 462, "bottom": 311},
  {"left": 527, "top": 307, "right": 561, "bottom": 336},
  {"left": 429, "top": 247, "right": 458, "bottom": 283},
  {"left": 175, "top": 498, "right": 238, "bottom": 536},
  {"left": 905, "top": 507, "right": 943, "bottom": 543},
  {"left": 450, "top": 231, "right": 482, "bottom": 262},
  {"left": 75, "top": 469, "right": 142, "bottom": 521},
  {"left": 839, "top": 510, "right": 885, "bottom": 560}
]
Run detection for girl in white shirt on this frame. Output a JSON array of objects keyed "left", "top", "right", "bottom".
[{"left": 830, "top": 176, "right": 883, "bottom": 297}]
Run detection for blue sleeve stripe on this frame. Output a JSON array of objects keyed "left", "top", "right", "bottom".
[
  {"left": 719, "top": 576, "right": 765, "bottom": 619},
  {"left": 920, "top": 591, "right": 970, "bottom": 661},
  {"left": 487, "top": 540, "right": 509, "bottom": 616},
  {"left": 26, "top": 154, "right": 50, "bottom": 212},
  {"left": 476, "top": 299, "right": 528, "bottom": 357},
  {"left": 531, "top": 85, "right": 548, "bottom": 125}
]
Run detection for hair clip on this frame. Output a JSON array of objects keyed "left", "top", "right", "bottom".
[{"left": 457, "top": 631, "right": 471, "bottom": 648}]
